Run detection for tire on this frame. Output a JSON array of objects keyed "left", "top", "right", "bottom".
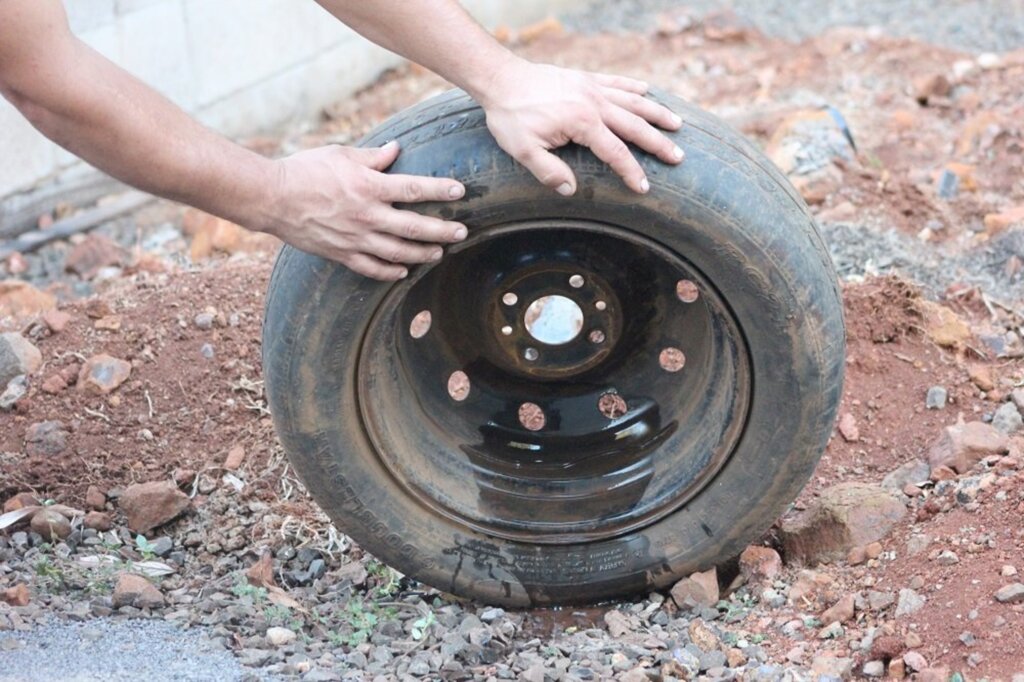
[{"left": 262, "top": 89, "right": 845, "bottom": 607}]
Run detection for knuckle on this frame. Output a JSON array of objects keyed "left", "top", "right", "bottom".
[
  {"left": 403, "top": 181, "right": 424, "bottom": 202},
  {"left": 404, "top": 221, "right": 422, "bottom": 240}
]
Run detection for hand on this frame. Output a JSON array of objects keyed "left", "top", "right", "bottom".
[
  {"left": 476, "top": 59, "right": 684, "bottom": 195},
  {"left": 262, "top": 141, "right": 467, "bottom": 280}
]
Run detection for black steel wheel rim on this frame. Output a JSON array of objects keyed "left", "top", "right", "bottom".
[{"left": 356, "top": 220, "right": 752, "bottom": 544}]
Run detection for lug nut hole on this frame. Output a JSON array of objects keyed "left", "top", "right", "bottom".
[{"left": 409, "top": 310, "right": 432, "bottom": 339}]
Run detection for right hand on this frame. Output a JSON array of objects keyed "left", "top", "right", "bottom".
[{"left": 261, "top": 141, "right": 467, "bottom": 280}]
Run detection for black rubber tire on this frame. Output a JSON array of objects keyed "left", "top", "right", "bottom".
[{"left": 262, "top": 89, "right": 845, "bottom": 607}]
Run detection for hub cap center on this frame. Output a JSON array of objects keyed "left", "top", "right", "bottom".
[{"left": 523, "top": 295, "right": 583, "bottom": 345}]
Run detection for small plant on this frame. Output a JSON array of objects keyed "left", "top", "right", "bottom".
[
  {"left": 231, "top": 575, "right": 268, "bottom": 604},
  {"left": 135, "top": 535, "right": 157, "bottom": 560},
  {"left": 410, "top": 610, "right": 435, "bottom": 641},
  {"left": 342, "top": 598, "right": 379, "bottom": 647},
  {"left": 366, "top": 560, "right": 399, "bottom": 599},
  {"left": 33, "top": 556, "right": 65, "bottom": 590}
]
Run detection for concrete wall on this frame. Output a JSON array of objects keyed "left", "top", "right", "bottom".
[{"left": 0, "top": 0, "right": 581, "bottom": 225}]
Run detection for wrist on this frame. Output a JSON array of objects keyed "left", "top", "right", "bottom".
[{"left": 462, "top": 51, "right": 529, "bottom": 108}]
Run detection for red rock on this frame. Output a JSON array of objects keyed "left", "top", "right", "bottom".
[
  {"left": 119, "top": 481, "right": 190, "bottom": 533},
  {"left": 871, "top": 635, "right": 904, "bottom": 661},
  {"left": 93, "top": 315, "right": 122, "bottom": 332},
  {"left": 670, "top": 567, "right": 719, "bottom": 609},
  {"left": 3, "top": 492, "right": 40, "bottom": 513},
  {"left": 983, "top": 205, "right": 1024, "bottom": 234},
  {"left": 85, "top": 485, "right": 106, "bottom": 511},
  {"left": 688, "top": 620, "right": 719, "bottom": 651},
  {"left": 41, "top": 309, "right": 71, "bottom": 333},
  {"left": 888, "top": 658, "right": 907, "bottom": 679},
  {"left": 846, "top": 545, "right": 867, "bottom": 566},
  {"left": 821, "top": 593, "right": 856, "bottom": 624},
  {"left": 224, "top": 445, "right": 246, "bottom": 471},
  {"left": 913, "top": 73, "right": 951, "bottom": 103},
  {"left": 865, "top": 542, "right": 883, "bottom": 559},
  {"left": 929, "top": 464, "right": 957, "bottom": 481},
  {"left": 24, "top": 420, "right": 68, "bottom": 456},
  {"left": 64, "top": 233, "right": 125, "bottom": 278},
  {"left": 84, "top": 511, "right": 112, "bottom": 531},
  {"left": 903, "top": 651, "right": 928, "bottom": 672},
  {"left": 0, "top": 280, "right": 56, "bottom": 319},
  {"left": 1, "top": 583, "right": 30, "bottom": 606},
  {"left": 111, "top": 573, "right": 164, "bottom": 609},
  {"left": 927, "top": 421, "right": 1009, "bottom": 474},
  {"left": 787, "top": 569, "right": 834, "bottom": 608},
  {"left": 78, "top": 354, "right": 132, "bottom": 395},
  {"left": 30, "top": 509, "right": 72, "bottom": 540},
  {"left": 173, "top": 468, "right": 197, "bottom": 488},
  {"left": 41, "top": 373, "right": 68, "bottom": 394},
  {"left": 780, "top": 483, "right": 907, "bottom": 564},
  {"left": 837, "top": 413, "right": 860, "bottom": 442},
  {"left": 917, "top": 668, "right": 950, "bottom": 682},
  {"left": 968, "top": 365, "right": 995, "bottom": 391},
  {"left": 739, "top": 545, "right": 783, "bottom": 584},
  {"left": 0, "top": 332, "right": 42, "bottom": 385}
]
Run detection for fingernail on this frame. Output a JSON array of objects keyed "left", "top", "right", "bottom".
[
  {"left": 673, "top": 145, "right": 685, "bottom": 161},
  {"left": 557, "top": 182, "right": 574, "bottom": 196},
  {"left": 449, "top": 184, "right": 465, "bottom": 199},
  {"left": 640, "top": 177, "right": 650, "bottom": 193},
  {"left": 454, "top": 226, "right": 468, "bottom": 240},
  {"left": 432, "top": 250, "right": 443, "bottom": 261},
  {"left": 382, "top": 140, "right": 399, "bottom": 150},
  {"left": 671, "top": 113, "right": 683, "bottom": 127},
  {"left": 398, "top": 269, "right": 408, "bottom": 278}
]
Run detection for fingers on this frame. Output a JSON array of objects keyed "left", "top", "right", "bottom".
[
  {"left": 604, "top": 107, "right": 684, "bottom": 166},
  {"left": 344, "top": 140, "right": 402, "bottom": 171},
  {"left": 342, "top": 253, "right": 409, "bottom": 281},
  {"left": 362, "top": 232, "right": 446, "bottom": 265},
  {"left": 375, "top": 208, "right": 468, "bottom": 244},
  {"left": 575, "top": 124, "right": 648, "bottom": 194},
  {"left": 515, "top": 146, "right": 579, "bottom": 196},
  {"left": 589, "top": 72, "right": 648, "bottom": 94},
  {"left": 604, "top": 89, "right": 683, "bottom": 131},
  {"left": 379, "top": 173, "right": 465, "bottom": 204}
]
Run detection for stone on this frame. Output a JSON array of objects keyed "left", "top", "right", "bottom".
[
  {"left": 84, "top": 511, "right": 112, "bottom": 531},
  {"left": 119, "top": 481, "right": 190, "bottom": 533},
  {"left": 863, "top": 660, "right": 885, "bottom": 677},
  {"left": 881, "top": 460, "right": 931, "bottom": 492},
  {"left": 903, "top": 651, "right": 927, "bottom": 672},
  {"left": 925, "top": 386, "right": 947, "bottom": 409},
  {"left": 603, "top": 610, "right": 632, "bottom": 638},
  {"left": 968, "top": 365, "right": 995, "bottom": 391},
  {"left": 837, "top": 412, "right": 859, "bottom": 442},
  {"left": 112, "top": 573, "right": 164, "bottom": 609},
  {"left": 738, "top": 545, "right": 783, "bottom": 584},
  {"left": 888, "top": 658, "right": 906, "bottom": 679},
  {"left": 30, "top": 509, "right": 72, "bottom": 540},
  {"left": 0, "top": 375, "right": 28, "bottom": 409},
  {"left": 914, "top": 73, "right": 951, "bottom": 103},
  {"left": 895, "top": 589, "right": 925, "bottom": 617},
  {"left": 3, "top": 492, "right": 40, "bottom": 512},
  {"left": 2, "top": 583, "right": 30, "bottom": 607},
  {"left": 0, "top": 280, "right": 56, "bottom": 319},
  {"left": 994, "top": 583, "right": 1024, "bottom": 603},
  {"left": 1002, "top": 565, "right": 1018, "bottom": 577},
  {"left": 936, "top": 550, "right": 959, "bottom": 565},
  {"left": 810, "top": 655, "right": 853, "bottom": 679},
  {"left": 865, "top": 542, "right": 883, "bottom": 559},
  {"left": 1012, "top": 388, "right": 1024, "bottom": 411},
  {"left": 905, "top": 632, "right": 923, "bottom": 648},
  {"left": 992, "top": 402, "right": 1023, "bottom": 435},
  {"left": 871, "top": 635, "right": 903, "bottom": 660},
  {"left": 867, "top": 591, "right": 896, "bottom": 611},
  {"left": 41, "top": 310, "right": 71, "bottom": 333},
  {"left": 846, "top": 545, "right": 867, "bottom": 565},
  {"left": 0, "top": 333, "right": 42, "bottom": 387},
  {"left": 780, "top": 483, "right": 907, "bottom": 564},
  {"left": 224, "top": 445, "right": 246, "bottom": 470},
  {"left": 670, "top": 567, "right": 719, "bottom": 609},
  {"left": 917, "top": 668, "right": 950, "bottom": 682},
  {"left": 41, "top": 374, "right": 68, "bottom": 394},
  {"left": 821, "top": 593, "right": 855, "bottom": 624},
  {"left": 927, "top": 421, "right": 1009, "bottom": 474},
  {"left": 266, "top": 626, "right": 297, "bottom": 646},
  {"left": 85, "top": 486, "right": 106, "bottom": 511},
  {"left": 688, "top": 619, "right": 719, "bottom": 652},
  {"left": 64, "top": 234, "right": 126, "bottom": 278},
  {"left": 78, "top": 354, "right": 132, "bottom": 395},
  {"left": 24, "top": 420, "right": 69, "bottom": 457},
  {"left": 983, "top": 205, "right": 1024, "bottom": 233}
]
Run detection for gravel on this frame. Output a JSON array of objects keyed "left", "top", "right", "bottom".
[
  {"left": 566, "top": 0, "right": 1024, "bottom": 53},
  {"left": 0, "top": 619, "right": 262, "bottom": 682}
]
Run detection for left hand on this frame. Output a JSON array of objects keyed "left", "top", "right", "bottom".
[{"left": 475, "top": 59, "right": 685, "bottom": 196}]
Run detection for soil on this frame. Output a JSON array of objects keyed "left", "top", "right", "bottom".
[{"left": 3, "top": 3, "right": 1024, "bottom": 680}]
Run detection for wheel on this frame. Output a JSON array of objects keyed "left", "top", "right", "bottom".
[{"left": 262, "top": 89, "right": 845, "bottom": 606}]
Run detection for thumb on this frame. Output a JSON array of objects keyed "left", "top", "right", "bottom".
[
  {"left": 346, "top": 140, "right": 401, "bottom": 171},
  {"left": 518, "top": 148, "right": 579, "bottom": 196}
]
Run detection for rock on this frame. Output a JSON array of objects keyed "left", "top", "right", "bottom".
[
  {"left": 41, "top": 374, "right": 68, "bottom": 394},
  {"left": 224, "top": 445, "right": 246, "bottom": 470},
  {"left": 3, "top": 492, "right": 40, "bottom": 512},
  {"left": 927, "top": 421, "right": 1009, "bottom": 473},
  {"left": 1012, "top": 388, "right": 1024, "bottom": 411},
  {"left": 929, "top": 464, "right": 957, "bottom": 481},
  {"left": 881, "top": 460, "right": 930, "bottom": 492},
  {"left": 925, "top": 386, "right": 947, "bottom": 409},
  {"left": 84, "top": 511, "right": 112, "bottom": 531},
  {"left": 903, "top": 651, "right": 928, "bottom": 672},
  {"left": 670, "top": 567, "right": 719, "bottom": 609},
  {"left": 780, "top": 483, "right": 907, "bottom": 564},
  {"left": 30, "top": 509, "right": 72, "bottom": 540},
  {"left": 78, "top": 354, "right": 132, "bottom": 395},
  {"left": 738, "top": 545, "right": 783, "bottom": 584},
  {"left": 0, "top": 280, "right": 56, "bottom": 319},
  {"left": 0, "top": 375, "right": 28, "bottom": 409},
  {"left": 41, "top": 310, "right": 71, "bottom": 333},
  {"left": 983, "top": 205, "right": 1024, "bottom": 234},
  {"left": 64, "top": 234, "right": 126, "bottom": 278},
  {"left": 810, "top": 655, "right": 853, "bottom": 679},
  {"left": 994, "top": 583, "right": 1024, "bottom": 603},
  {"left": 0, "top": 333, "right": 42, "bottom": 387},
  {"left": 149, "top": 536, "right": 173, "bottom": 557},
  {"left": 871, "top": 635, "right": 903, "bottom": 660},
  {"left": 992, "top": 402, "right": 1023, "bottom": 435},
  {"left": 968, "top": 365, "right": 995, "bottom": 391},
  {"left": 837, "top": 413, "right": 859, "bottom": 442},
  {"left": 905, "top": 632, "right": 923, "bottom": 648},
  {"left": 821, "top": 593, "right": 855, "bottom": 624},
  {"left": 888, "top": 658, "right": 906, "bottom": 679},
  {"left": 913, "top": 73, "right": 951, "bottom": 103},
  {"left": 895, "top": 589, "right": 925, "bottom": 617},
  {"left": 24, "top": 420, "right": 69, "bottom": 457},
  {"left": 846, "top": 545, "right": 867, "bottom": 565},
  {"left": 865, "top": 541, "right": 883, "bottom": 559},
  {"left": 112, "top": 573, "right": 164, "bottom": 609},
  {"left": 863, "top": 660, "right": 885, "bottom": 677},
  {"left": 936, "top": 550, "right": 959, "bottom": 565},
  {"left": 867, "top": 591, "right": 896, "bottom": 612},
  {"left": 85, "top": 486, "right": 106, "bottom": 511},
  {"left": 688, "top": 620, "right": 719, "bottom": 652},
  {"left": 1002, "top": 565, "right": 1018, "bottom": 577},
  {"left": 266, "top": 626, "right": 297, "bottom": 646},
  {"left": 2, "top": 583, "right": 30, "bottom": 606},
  {"left": 603, "top": 610, "right": 632, "bottom": 638},
  {"left": 119, "top": 481, "right": 190, "bottom": 533}
]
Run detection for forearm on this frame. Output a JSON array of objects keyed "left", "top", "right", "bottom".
[
  {"left": 0, "top": 19, "right": 276, "bottom": 231},
  {"left": 314, "top": 0, "right": 518, "bottom": 104}
]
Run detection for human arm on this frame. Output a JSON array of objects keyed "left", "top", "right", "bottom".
[
  {"left": 0, "top": 0, "right": 467, "bottom": 280},
  {"left": 314, "top": 0, "right": 685, "bottom": 196}
]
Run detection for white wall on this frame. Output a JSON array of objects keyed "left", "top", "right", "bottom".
[{"left": 0, "top": 0, "right": 581, "bottom": 216}]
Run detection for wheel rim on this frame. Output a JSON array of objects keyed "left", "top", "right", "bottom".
[{"left": 357, "top": 220, "right": 752, "bottom": 544}]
